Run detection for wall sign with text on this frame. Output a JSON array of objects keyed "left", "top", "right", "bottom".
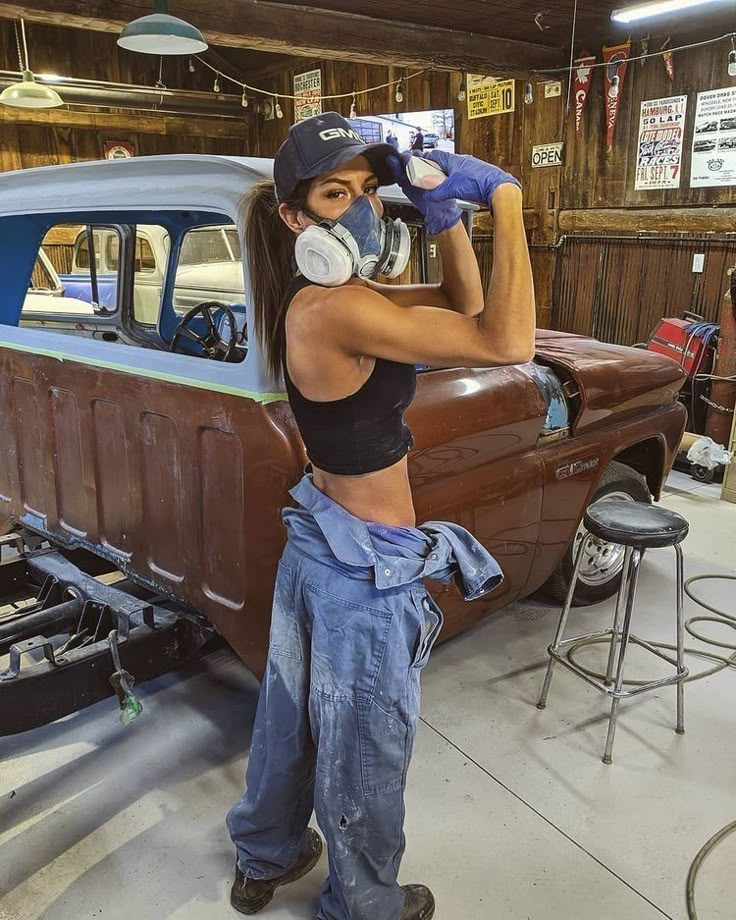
[
  {"left": 635, "top": 96, "right": 687, "bottom": 191},
  {"left": 294, "top": 69, "right": 322, "bottom": 123},
  {"left": 532, "top": 143, "right": 564, "bottom": 168},
  {"left": 691, "top": 86, "right": 736, "bottom": 188},
  {"left": 104, "top": 142, "right": 134, "bottom": 159},
  {"left": 466, "top": 75, "right": 515, "bottom": 120}
]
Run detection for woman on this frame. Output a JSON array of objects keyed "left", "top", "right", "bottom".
[{"left": 226, "top": 112, "right": 535, "bottom": 920}]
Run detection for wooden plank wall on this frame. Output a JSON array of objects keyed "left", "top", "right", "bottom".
[
  {"left": 0, "top": 20, "right": 248, "bottom": 171},
  {"left": 551, "top": 38, "right": 736, "bottom": 340},
  {"left": 249, "top": 39, "right": 736, "bottom": 332},
  {"left": 1, "top": 21, "right": 734, "bottom": 337},
  {"left": 560, "top": 38, "right": 735, "bottom": 210}
]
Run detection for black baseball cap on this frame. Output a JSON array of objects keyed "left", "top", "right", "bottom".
[{"left": 274, "top": 112, "right": 397, "bottom": 201}]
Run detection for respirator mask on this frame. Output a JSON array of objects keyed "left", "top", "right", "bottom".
[{"left": 294, "top": 195, "right": 411, "bottom": 287}]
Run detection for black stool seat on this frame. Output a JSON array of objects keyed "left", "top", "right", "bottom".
[{"left": 584, "top": 500, "right": 689, "bottom": 549}]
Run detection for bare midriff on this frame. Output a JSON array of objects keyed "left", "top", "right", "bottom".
[{"left": 312, "top": 455, "right": 416, "bottom": 528}]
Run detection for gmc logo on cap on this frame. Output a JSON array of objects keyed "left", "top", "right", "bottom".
[{"left": 319, "top": 128, "right": 363, "bottom": 142}]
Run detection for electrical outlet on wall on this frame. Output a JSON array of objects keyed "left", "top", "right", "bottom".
[
  {"left": 544, "top": 81, "right": 562, "bottom": 98},
  {"left": 692, "top": 253, "right": 705, "bottom": 273}
]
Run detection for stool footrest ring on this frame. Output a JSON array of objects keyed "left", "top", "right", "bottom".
[{"left": 549, "top": 630, "right": 689, "bottom": 700}]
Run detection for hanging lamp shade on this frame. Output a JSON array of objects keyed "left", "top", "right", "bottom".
[
  {"left": 0, "top": 70, "right": 63, "bottom": 108},
  {"left": 118, "top": 0, "right": 207, "bottom": 55}
]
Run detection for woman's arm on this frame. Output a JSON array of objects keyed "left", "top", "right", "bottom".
[
  {"left": 476, "top": 184, "right": 535, "bottom": 360},
  {"left": 366, "top": 221, "right": 483, "bottom": 315},
  {"left": 302, "top": 182, "right": 535, "bottom": 368}
]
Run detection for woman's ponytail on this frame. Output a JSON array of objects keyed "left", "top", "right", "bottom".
[{"left": 245, "top": 179, "right": 307, "bottom": 381}]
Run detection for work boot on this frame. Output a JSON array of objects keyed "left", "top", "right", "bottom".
[
  {"left": 400, "top": 884, "right": 436, "bottom": 919},
  {"left": 230, "top": 828, "right": 323, "bottom": 915}
]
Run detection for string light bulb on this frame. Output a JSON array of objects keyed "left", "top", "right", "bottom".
[
  {"left": 350, "top": 93, "right": 357, "bottom": 118},
  {"left": 213, "top": 74, "right": 220, "bottom": 93},
  {"left": 188, "top": 57, "right": 195, "bottom": 73},
  {"left": 730, "top": 39, "right": 736, "bottom": 77},
  {"left": 457, "top": 81, "right": 466, "bottom": 103},
  {"left": 395, "top": 80, "right": 404, "bottom": 103},
  {"left": 608, "top": 74, "right": 620, "bottom": 99},
  {"left": 274, "top": 96, "right": 283, "bottom": 119},
  {"left": 524, "top": 82, "right": 534, "bottom": 104},
  {"left": 241, "top": 89, "right": 248, "bottom": 108}
]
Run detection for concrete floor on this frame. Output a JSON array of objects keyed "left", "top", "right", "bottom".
[{"left": 1, "top": 471, "right": 734, "bottom": 920}]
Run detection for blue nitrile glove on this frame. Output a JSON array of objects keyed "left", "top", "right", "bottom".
[
  {"left": 420, "top": 150, "right": 522, "bottom": 207},
  {"left": 387, "top": 152, "right": 462, "bottom": 236}
]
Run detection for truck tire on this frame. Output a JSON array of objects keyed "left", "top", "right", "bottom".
[{"left": 541, "top": 460, "right": 651, "bottom": 607}]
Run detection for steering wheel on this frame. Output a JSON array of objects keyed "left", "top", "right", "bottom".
[{"left": 169, "top": 301, "right": 238, "bottom": 361}]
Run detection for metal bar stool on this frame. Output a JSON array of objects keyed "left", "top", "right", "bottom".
[{"left": 537, "top": 500, "right": 690, "bottom": 764}]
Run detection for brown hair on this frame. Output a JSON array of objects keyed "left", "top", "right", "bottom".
[{"left": 245, "top": 178, "right": 309, "bottom": 382}]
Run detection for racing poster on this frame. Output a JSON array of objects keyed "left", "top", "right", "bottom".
[
  {"left": 466, "top": 75, "right": 515, "bottom": 120},
  {"left": 294, "top": 69, "right": 322, "bottom": 123},
  {"left": 691, "top": 87, "right": 736, "bottom": 188},
  {"left": 635, "top": 96, "right": 687, "bottom": 191}
]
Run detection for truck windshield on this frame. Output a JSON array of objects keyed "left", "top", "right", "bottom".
[{"left": 178, "top": 227, "right": 240, "bottom": 266}]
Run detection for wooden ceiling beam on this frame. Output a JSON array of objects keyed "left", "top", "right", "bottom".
[
  {"left": 0, "top": 1, "right": 564, "bottom": 75},
  {"left": 0, "top": 103, "right": 248, "bottom": 137},
  {"left": 204, "top": 47, "right": 309, "bottom": 89}
]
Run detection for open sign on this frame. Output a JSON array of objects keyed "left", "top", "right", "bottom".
[{"left": 532, "top": 143, "right": 564, "bottom": 168}]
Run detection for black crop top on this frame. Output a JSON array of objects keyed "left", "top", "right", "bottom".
[{"left": 282, "top": 276, "right": 416, "bottom": 475}]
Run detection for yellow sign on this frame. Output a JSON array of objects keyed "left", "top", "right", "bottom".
[{"left": 466, "top": 75, "right": 515, "bottom": 120}]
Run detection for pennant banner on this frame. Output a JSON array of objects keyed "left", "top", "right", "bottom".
[
  {"left": 662, "top": 37, "right": 674, "bottom": 82},
  {"left": 603, "top": 40, "right": 632, "bottom": 150},
  {"left": 573, "top": 51, "right": 596, "bottom": 139}
]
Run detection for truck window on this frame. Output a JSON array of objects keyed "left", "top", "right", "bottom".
[
  {"left": 178, "top": 226, "right": 241, "bottom": 266},
  {"left": 170, "top": 225, "right": 246, "bottom": 318},
  {"left": 131, "top": 225, "right": 170, "bottom": 327},
  {"left": 21, "top": 224, "right": 121, "bottom": 320},
  {"left": 129, "top": 223, "right": 246, "bottom": 363},
  {"left": 29, "top": 251, "right": 61, "bottom": 293},
  {"left": 75, "top": 232, "right": 102, "bottom": 272},
  {"left": 107, "top": 233, "right": 157, "bottom": 274}
]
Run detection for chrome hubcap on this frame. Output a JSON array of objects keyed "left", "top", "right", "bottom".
[{"left": 574, "top": 491, "right": 635, "bottom": 587}]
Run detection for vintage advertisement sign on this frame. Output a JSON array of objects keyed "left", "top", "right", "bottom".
[
  {"left": 573, "top": 51, "right": 596, "bottom": 138},
  {"left": 466, "top": 75, "right": 515, "bottom": 120},
  {"left": 532, "top": 143, "right": 564, "bottom": 168},
  {"left": 635, "top": 96, "right": 687, "bottom": 191},
  {"left": 294, "top": 69, "right": 322, "bottom": 123},
  {"left": 603, "top": 41, "right": 631, "bottom": 150},
  {"left": 691, "top": 86, "right": 736, "bottom": 188},
  {"left": 104, "top": 141, "right": 134, "bottom": 159}
]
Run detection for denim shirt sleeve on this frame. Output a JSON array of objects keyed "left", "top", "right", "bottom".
[{"left": 418, "top": 522, "right": 504, "bottom": 601}]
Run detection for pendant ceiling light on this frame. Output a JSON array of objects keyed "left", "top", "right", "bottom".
[
  {"left": 0, "top": 20, "right": 63, "bottom": 108},
  {"left": 118, "top": 0, "right": 208, "bottom": 55}
]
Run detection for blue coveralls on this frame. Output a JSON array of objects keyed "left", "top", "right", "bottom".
[{"left": 227, "top": 473, "right": 502, "bottom": 920}]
